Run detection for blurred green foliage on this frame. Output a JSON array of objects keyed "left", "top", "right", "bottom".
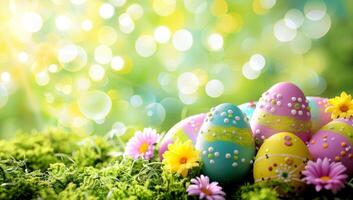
[{"left": 0, "top": 0, "right": 352, "bottom": 138}]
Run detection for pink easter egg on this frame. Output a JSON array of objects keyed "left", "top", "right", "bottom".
[
  {"left": 308, "top": 119, "right": 353, "bottom": 174},
  {"left": 158, "top": 113, "right": 206, "bottom": 160},
  {"left": 250, "top": 82, "right": 312, "bottom": 146}
]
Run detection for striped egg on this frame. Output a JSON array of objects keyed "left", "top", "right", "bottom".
[
  {"left": 196, "top": 103, "right": 255, "bottom": 184},
  {"left": 308, "top": 119, "right": 353, "bottom": 174},
  {"left": 158, "top": 113, "right": 206, "bottom": 160},
  {"left": 250, "top": 82, "right": 312, "bottom": 147}
]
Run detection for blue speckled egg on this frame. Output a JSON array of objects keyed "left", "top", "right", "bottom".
[
  {"left": 239, "top": 101, "right": 257, "bottom": 120},
  {"left": 196, "top": 103, "right": 256, "bottom": 184}
]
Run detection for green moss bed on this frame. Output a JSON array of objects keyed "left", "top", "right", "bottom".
[{"left": 1, "top": 129, "right": 353, "bottom": 200}]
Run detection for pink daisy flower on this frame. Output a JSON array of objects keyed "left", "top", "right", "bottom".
[
  {"left": 187, "top": 175, "right": 226, "bottom": 200},
  {"left": 302, "top": 157, "right": 348, "bottom": 193},
  {"left": 125, "top": 128, "right": 160, "bottom": 160}
]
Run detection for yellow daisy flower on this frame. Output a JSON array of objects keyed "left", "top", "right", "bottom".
[
  {"left": 325, "top": 91, "right": 353, "bottom": 119},
  {"left": 163, "top": 140, "right": 200, "bottom": 177}
]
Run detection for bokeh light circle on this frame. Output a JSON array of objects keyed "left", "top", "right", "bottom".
[
  {"left": 81, "top": 20, "right": 93, "bottom": 31},
  {"left": 56, "top": 15, "right": 71, "bottom": 31},
  {"left": 135, "top": 35, "right": 157, "bottom": 57},
  {"left": 108, "top": 122, "right": 127, "bottom": 138},
  {"left": 207, "top": 33, "right": 223, "bottom": 51},
  {"left": 94, "top": 45, "right": 112, "bottom": 64},
  {"left": 99, "top": 3, "right": 115, "bottom": 19},
  {"left": 111, "top": 56, "right": 125, "bottom": 71},
  {"left": 119, "top": 13, "right": 135, "bottom": 34},
  {"left": 21, "top": 12, "right": 43, "bottom": 33},
  {"left": 284, "top": 9, "right": 304, "bottom": 29},
  {"left": 154, "top": 26, "right": 171, "bottom": 44},
  {"left": 127, "top": 3, "right": 144, "bottom": 20},
  {"left": 1, "top": 72, "right": 11, "bottom": 83},
  {"left": 205, "top": 79, "right": 224, "bottom": 98},
  {"left": 78, "top": 90, "right": 112, "bottom": 121},
  {"left": 274, "top": 19, "right": 297, "bottom": 42},
  {"left": 35, "top": 71, "right": 50, "bottom": 86},
  {"left": 130, "top": 95, "right": 143, "bottom": 107},
  {"left": 249, "top": 54, "right": 266, "bottom": 71},
  {"left": 302, "top": 14, "right": 331, "bottom": 39},
  {"left": 173, "top": 29, "right": 193, "bottom": 52},
  {"left": 242, "top": 62, "right": 261, "bottom": 80},
  {"left": 304, "top": 0, "right": 327, "bottom": 21},
  {"left": 177, "top": 72, "right": 199, "bottom": 94},
  {"left": 89, "top": 64, "right": 105, "bottom": 81},
  {"left": 58, "top": 44, "right": 88, "bottom": 72},
  {"left": 145, "top": 103, "right": 166, "bottom": 125}
]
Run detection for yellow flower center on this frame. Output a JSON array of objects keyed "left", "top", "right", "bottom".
[
  {"left": 139, "top": 143, "right": 149, "bottom": 153},
  {"left": 320, "top": 176, "right": 331, "bottom": 182},
  {"left": 179, "top": 157, "right": 188, "bottom": 164},
  {"left": 201, "top": 187, "right": 212, "bottom": 196},
  {"left": 340, "top": 105, "right": 349, "bottom": 112}
]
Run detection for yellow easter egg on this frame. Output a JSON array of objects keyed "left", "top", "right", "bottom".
[{"left": 253, "top": 132, "right": 311, "bottom": 190}]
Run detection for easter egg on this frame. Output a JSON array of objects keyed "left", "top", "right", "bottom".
[
  {"left": 196, "top": 103, "right": 255, "bottom": 183},
  {"left": 253, "top": 132, "right": 311, "bottom": 190},
  {"left": 250, "top": 82, "right": 312, "bottom": 146},
  {"left": 158, "top": 113, "right": 206, "bottom": 160},
  {"left": 307, "top": 97, "right": 331, "bottom": 133},
  {"left": 239, "top": 101, "right": 257, "bottom": 120},
  {"left": 308, "top": 119, "right": 353, "bottom": 174}
]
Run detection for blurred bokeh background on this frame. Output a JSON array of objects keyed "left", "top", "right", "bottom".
[{"left": 0, "top": 0, "right": 352, "bottom": 138}]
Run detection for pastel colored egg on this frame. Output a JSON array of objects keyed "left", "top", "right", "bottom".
[
  {"left": 253, "top": 132, "right": 311, "bottom": 190},
  {"left": 158, "top": 113, "right": 206, "bottom": 160},
  {"left": 239, "top": 101, "right": 257, "bottom": 120},
  {"left": 250, "top": 82, "right": 312, "bottom": 146},
  {"left": 308, "top": 119, "right": 353, "bottom": 174},
  {"left": 196, "top": 103, "right": 255, "bottom": 184},
  {"left": 306, "top": 96, "right": 331, "bottom": 133}
]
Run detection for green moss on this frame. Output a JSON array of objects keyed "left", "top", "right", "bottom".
[
  {"left": 1, "top": 129, "right": 353, "bottom": 200},
  {"left": 0, "top": 129, "right": 189, "bottom": 200}
]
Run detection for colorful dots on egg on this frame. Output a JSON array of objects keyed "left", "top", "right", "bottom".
[
  {"left": 196, "top": 103, "right": 255, "bottom": 184},
  {"left": 308, "top": 118, "right": 353, "bottom": 174},
  {"left": 253, "top": 132, "right": 311, "bottom": 190},
  {"left": 251, "top": 82, "right": 312, "bottom": 147},
  {"left": 158, "top": 113, "right": 206, "bottom": 160}
]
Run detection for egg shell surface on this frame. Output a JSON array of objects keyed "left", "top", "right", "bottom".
[
  {"left": 239, "top": 101, "right": 257, "bottom": 120},
  {"left": 307, "top": 97, "right": 331, "bottom": 133},
  {"left": 253, "top": 132, "right": 311, "bottom": 190},
  {"left": 308, "top": 119, "right": 353, "bottom": 174},
  {"left": 251, "top": 82, "right": 312, "bottom": 146},
  {"left": 196, "top": 103, "right": 255, "bottom": 184},
  {"left": 158, "top": 113, "right": 206, "bottom": 160}
]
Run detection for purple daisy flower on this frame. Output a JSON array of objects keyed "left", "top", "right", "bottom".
[
  {"left": 302, "top": 157, "right": 348, "bottom": 193},
  {"left": 125, "top": 128, "right": 160, "bottom": 160},
  {"left": 187, "top": 175, "right": 226, "bottom": 200}
]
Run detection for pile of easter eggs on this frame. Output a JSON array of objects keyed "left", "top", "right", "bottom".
[{"left": 159, "top": 82, "right": 353, "bottom": 190}]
